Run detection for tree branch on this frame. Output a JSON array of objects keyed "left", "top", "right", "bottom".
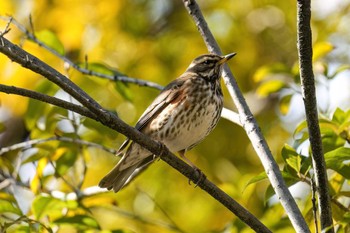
[
  {"left": 0, "top": 84, "right": 96, "bottom": 120},
  {"left": 182, "top": 0, "right": 310, "bottom": 232},
  {"left": 0, "top": 135, "right": 117, "bottom": 155},
  {"left": 0, "top": 34, "right": 271, "bottom": 232},
  {"left": 296, "top": 1, "right": 334, "bottom": 232}
]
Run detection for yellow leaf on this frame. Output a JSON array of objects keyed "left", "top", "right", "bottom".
[
  {"left": 313, "top": 42, "right": 334, "bottom": 61},
  {"left": 30, "top": 157, "right": 48, "bottom": 194},
  {"left": 256, "top": 79, "right": 285, "bottom": 97}
]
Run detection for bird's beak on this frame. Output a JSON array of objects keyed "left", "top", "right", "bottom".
[{"left": 218, "top": 53, "right": 236, "bottom": 65}]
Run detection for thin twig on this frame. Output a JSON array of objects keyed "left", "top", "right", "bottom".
[
  {"left": 221, "top": 108, "right": 241, "bottom": 126},
  {"left": 0, "top": 136, "right": 117, "bottom": 155},
  {"left": 296, "top": 0, "right": 333, "bottom": 232},
  {"left": 182, "top": 1, "right": 310, "bottom": 232},
  {"left": 0, "top": 16, "right": 163, "bottom": 90},
  {"left": 0, "top": 31, "right": 271, "bottom": 232}
]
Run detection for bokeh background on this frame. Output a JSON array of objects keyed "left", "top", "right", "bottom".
[{"left": 1, "top": 0, "right": 350, "bottom": 232}]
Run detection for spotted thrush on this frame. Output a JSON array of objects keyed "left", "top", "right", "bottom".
[{"left": 99, "top": 53, "right": 236, "bottom": 192}]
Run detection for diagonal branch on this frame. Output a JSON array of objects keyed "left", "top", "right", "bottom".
[
  {"left": 296, "top": 0, "right": 334, "bottom": 232},
  {"left": 0, "top": 84, "right": 96, "bottom": 119},
  {"left": 182, "top": 0, "right": 310, "bottom": 232},
  {"left": 0, "top": 34, "right": 271, "bottom": 232}
]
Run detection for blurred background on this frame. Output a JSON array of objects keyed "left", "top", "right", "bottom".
[{"left": 0, "top": 0, "right": 349, "bottom": 232}]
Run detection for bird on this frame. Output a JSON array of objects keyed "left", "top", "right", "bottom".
[{"left": 99, "top": 53, "right": 236, "bottom": 192}]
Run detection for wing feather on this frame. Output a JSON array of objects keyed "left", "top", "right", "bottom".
[{"left": 116, "top": 78, "right": 186, "bottom": 153}]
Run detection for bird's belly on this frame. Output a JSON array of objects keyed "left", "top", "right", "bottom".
[{"left": 150, "top": 98, "right": 222, "bottom": 152}]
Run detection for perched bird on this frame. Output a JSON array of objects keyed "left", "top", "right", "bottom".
[{"left": 99, "top": 53, "right": 236, "bottom": 192}]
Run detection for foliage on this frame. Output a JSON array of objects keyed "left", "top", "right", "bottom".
[{"left": 1, "top": 0, "right": 350, "bottom": 232}]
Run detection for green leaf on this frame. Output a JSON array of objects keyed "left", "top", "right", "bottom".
[
  {"left": 332, "top": 108, "right": 350, "bottom": 129},
  {"left": 282, "top": 144, "right": 302, "bottom": 173},
  {"left": 34, "top": 30, "right": 65, "bottom": 55},
  {"left": 32, "top": 195, "right": 78, "bottom": 219},
  {"left": 55, "top": 150, "right": 77, "bottom": 176},
  {"left": 294, "top": 120, "right": 308, "bottom": 137},
  {"left": 53, "top": 215, "right": 100, "bottom": 230},
  {"left": 83, "top": 62, "right": 125, "bottom": 76},
  {"left": 115, "top": 81, "right": 133, "bottom": 101},
  {"left": 244, "top": 172, "right": 268, "bottom": 190},
  {"left": 325, "top": 147, "right": 350, "bottom": 179},
  {"left": 21, "top": 149, "right": 51, "bottom": 164},
  {"left": 313, "top": 42, "right": 334, "bottom": 61},
  {"left": 253, "top": 63, "right": 289, "bottom": 82},
  {"left": 0, "top": 199, "right": 22, "bottom": 215},
  {"left": 279, "top": 94, "right": 292, "bottom": 115},
  {"left": 256, "top": 79, "right": 286, "bottom": 97}
]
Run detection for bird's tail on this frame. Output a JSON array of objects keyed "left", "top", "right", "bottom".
[{"left": 99, "top": 153, "right": 155, "bottom": 193}]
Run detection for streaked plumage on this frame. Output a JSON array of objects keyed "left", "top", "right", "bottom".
[{"left": 99, "top": 53, "right": 236, "bottom": 192}]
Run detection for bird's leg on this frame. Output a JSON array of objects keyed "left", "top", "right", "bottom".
[
  {"left": 178, "top": 149, "right": 206, "bottom": 187},
  {"left": 156, "top": 141, "right": 169, "bottom": 161}
]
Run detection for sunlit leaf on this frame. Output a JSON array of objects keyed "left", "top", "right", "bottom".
[
  {"left": 55, "top": 149, "right": 77, "bottom": 176},
  {"left": 82, "top": 62, "right": 125, "bottom": 76},
  {"left": 256, "top": 80, "right": 285, "bottom": 97},
  {"left": 282, "top": 144, "right": 301, "bottom": 173},
  {"left": 294, "top": 121, "right": 308, "bottom": 137},
  {"left": 313, "top": 42, "right": 334, "bottom": 61},
  {"left": 30, "top": 157, "right": 48, "bottom": 194},
  {"left": 53, "top": 215, "right": 100, "bottom": 230},
  {"left": 32, "top": 195, "right": 78, "bottom": 219},
  {"left": 325, "top": 147, "right": 350, "bottom": 179},
  {"left": 115, "top": 81, "right": 133, "bottom": 101},
  {"left": 34, "top": 30, "right": 65, "bottom": 55},
  {"left": 0, "top": 199, "right": 22, "bottom": 215},
  {"left": 279, "top": 94, "right": 292, "bottom": 115},
  {"left": 244, "top": 172, "right": 268, "bottom": 190},
  {"left": 332, "top": 108, "right": 350, "bottom": 126},
  {"left": 253, "top": 63, "right": 289, "bottom": 82}
]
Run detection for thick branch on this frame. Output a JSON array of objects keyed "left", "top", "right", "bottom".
[
  {"left": 182, "top": 0, "right": 310, "bottom": 232},
  {"left": 296, "top": 1, "right": 334, "bottom": 232},
  {"left": 0, "top": 35, "right": 271, "bottom": 232}
]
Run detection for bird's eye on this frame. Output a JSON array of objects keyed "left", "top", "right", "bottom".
[{"left": 204, "top": 60, "right": 210, "bottom": 65}]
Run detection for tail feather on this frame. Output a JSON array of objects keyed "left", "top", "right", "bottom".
[{"left": 99, "top": 154, "right": 155, "bottom": 192}]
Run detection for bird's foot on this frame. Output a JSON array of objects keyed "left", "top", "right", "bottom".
[
  {"left": 189, "top": 167, "right": 206, "bottom": 187},
  {"left": 156, "top": 141, "right": 169, "bottom": 161}
]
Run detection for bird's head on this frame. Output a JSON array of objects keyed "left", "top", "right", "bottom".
[{"left": 186, "top": 53, "right": 236, "bottom": 82}]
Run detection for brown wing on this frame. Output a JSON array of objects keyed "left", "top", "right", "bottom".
[{"left": 116, "top": 78, "right": 186, "bottom": 154}]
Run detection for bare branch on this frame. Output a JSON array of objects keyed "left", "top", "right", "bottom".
[
  {"left": 0, "top": 136, "right": 117, "bottom": 155},
  {"left": 0, "top": 33, "right": 271, "bottom": 232},
  {"left": 296, "top": 0, "right": 334, "bottom": 232},
  {"left": 182, "top": 0, "right": 310, "bottom": 232},
  {"left": 221, "top": 108, "right": 241, "bottom": 126}
]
